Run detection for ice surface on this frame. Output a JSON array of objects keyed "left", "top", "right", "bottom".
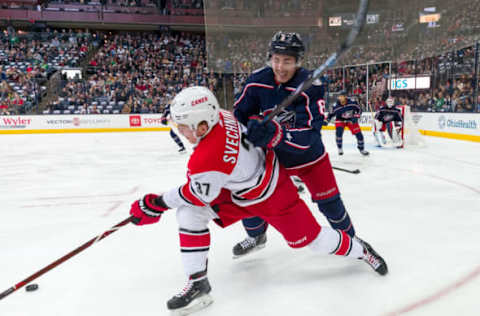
[{"left": 1, "top": 131, "right": 479, "bottom": 316}]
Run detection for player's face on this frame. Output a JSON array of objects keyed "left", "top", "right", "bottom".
[
  {"left": 177, "top": 124, "right": 198, "bottom": 144},
  {"left": 271, "top": 54, "right": 297, "bottom": 84},
  {"left": 177, "top": 122, "right": 209, "bottom": 144}
]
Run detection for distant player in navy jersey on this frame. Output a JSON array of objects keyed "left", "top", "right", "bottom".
[
  {"left": 232, "top": 31, "right": 370, "bottom": 258},
  {"left": 161, "top": 103, "right": 186, "bottom": 153},
  {"left": 374, "top": 97, "right": 403, "bottom": 147},
  {"left": 327, "top": 94, "right": 369, "bottom": 156}
]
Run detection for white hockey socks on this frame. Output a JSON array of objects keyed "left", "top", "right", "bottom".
[
  {"left": 179, "top": 228, "right": 210, "bottom": 276},
  {"left": 308, "top": 227, "right": 364, "bottom": 259}
]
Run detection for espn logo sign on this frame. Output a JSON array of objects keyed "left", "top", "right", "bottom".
[{"left": 129, "top": 115, "right": 142, "bottom": 127}]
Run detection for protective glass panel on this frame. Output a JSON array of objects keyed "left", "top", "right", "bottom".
[{"left": 204, "top": 0, "right": 480, "bottom": 112}]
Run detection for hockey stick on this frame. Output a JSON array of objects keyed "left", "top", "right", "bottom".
[
  {"left": 265, "top": 0, "right": 369, "bottom": 123},
  {"left": 332, "top": 166, "right": 361, "bottom": 174},
  {"left": 0, "top": 215, "right": 134, "bottom": 300}
]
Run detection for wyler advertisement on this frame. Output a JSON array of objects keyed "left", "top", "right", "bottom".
[
  {"left": 0, "top": 116, "right": 32, "bottom": 129},
  {"left": 0, "top": 114, "right": 168, "bottom": 134}
]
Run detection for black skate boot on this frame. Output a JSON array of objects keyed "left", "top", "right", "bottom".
[
  {"left": 232, "top": 233, "right": 267, "bottom": 259},
  {"left": 178, "top": 147, "right": 187, "bottom": 154},
  {"left": 359, "top": 149, "right": 369, "bottom": 156},
  {"left": 338, "top": 148, "right": 344, "bottom": 155},
  {"left": 355, "top": 237, "right": 388, "bottom": 276},
  {"left": 167, "top": 270, "right": 213, "bottom": 315}
]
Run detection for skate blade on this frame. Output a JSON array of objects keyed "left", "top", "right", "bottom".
[
  {"left": 170, "top": 294, "right": 213, "bottom": 316},
  {"left": 232, "top": 243, "right": 266, "bottom": 259}
]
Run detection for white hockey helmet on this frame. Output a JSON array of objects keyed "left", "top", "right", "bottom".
[
  {"left": 386, "top": 97, "right": 395, "bottom": 108},
  {"left": 170, "top": 86, "right": 220, "bottom": 134}
]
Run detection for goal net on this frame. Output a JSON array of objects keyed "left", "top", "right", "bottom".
[{"left": 400, "top": 105, "right": 425, "bottom": 148}]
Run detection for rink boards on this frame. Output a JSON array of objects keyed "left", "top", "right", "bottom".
[{"left": 1, "top": 112, "right": 479, "bottom": 142}]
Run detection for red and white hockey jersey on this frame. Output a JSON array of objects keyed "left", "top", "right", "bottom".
[{"left": 163, "top": 110, "right": 279, "bottom": 208}]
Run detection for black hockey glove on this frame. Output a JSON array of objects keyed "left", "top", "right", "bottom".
[{"left": 246, "top": 116, "right": 284, "bottom": 149}]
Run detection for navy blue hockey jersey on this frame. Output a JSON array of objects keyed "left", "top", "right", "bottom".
[
  {"left": 234, "top": 67, "right": 327, "bottom": 168},
  {"left": 327, "top": 97, "right": 362, "bottom": 123},
  {"left": 162, "top": 104, "right": 171, "bottom": 118}
]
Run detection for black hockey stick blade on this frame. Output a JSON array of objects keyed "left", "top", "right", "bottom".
[
  {"left": 333, "top": 166, "right": 361, "bottom": 174},
  {"left": 265, "top": 0, "right": 369, "bottom": 123}
]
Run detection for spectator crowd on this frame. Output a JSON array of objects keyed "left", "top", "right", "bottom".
[
  {"left": 0, "top": 28, "right": 91, "bottom": 115},
  {"left": 43, "top": 30, "right": 221, "bottom": 115}
]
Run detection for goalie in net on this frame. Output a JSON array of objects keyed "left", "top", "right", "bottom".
[{"left": 373, "top": 97, "right": 424, "bottom": 148}]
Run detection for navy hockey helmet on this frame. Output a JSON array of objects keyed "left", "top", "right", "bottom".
[{"left": 268, "top": 31, "right": 305, "bottom": 61}]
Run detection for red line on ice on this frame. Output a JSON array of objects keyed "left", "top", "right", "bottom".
[
  {"left": 385, "top": 168, "right": 480, "bottom": 315},
  {"left": 385, "top": 265, "right": 480, "bottom": 315}
]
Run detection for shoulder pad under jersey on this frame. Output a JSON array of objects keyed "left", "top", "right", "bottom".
[{"left": 252, "top": 66, "right": 268, "bottom": 74}]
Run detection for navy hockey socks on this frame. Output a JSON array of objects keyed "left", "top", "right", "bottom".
[
  {"left": 335, "top": 126, "right": 344, "bottom": 150},
  {"left": 355, "top": 132, "right": 365, "bottom": 150},
  {"left": 241, "top": 217, "right": 268, "bottom": 238},
  {"left": 316, "top": 197, "right": 355, "bottom": 237},
  {"left": 170, "top": 130, "right": 185, "bottom": 150}
]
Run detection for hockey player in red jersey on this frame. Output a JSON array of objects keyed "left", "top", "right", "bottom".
[
  {"left": 129, "top": 86, "right": 388, "bottom": 315},
  {"left": 374, "top": 97, "right": 404, "bottom": 147},
  {"left": 327, "top": 94, "right": 369, "bottom": 156}
]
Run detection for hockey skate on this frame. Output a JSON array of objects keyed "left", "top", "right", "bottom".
[
  {"left": 167, "top": 272, "right": 213, "bottom": 316},
  {"left": 178, "top": 147, "right": 187, "bottom": 154},
  {"left": 359, "top": 149, "right": 369, "bottom": 156},
  {"left": 338, "top": 148, "right": 344, "bottom": 156},
  {"left": 355, "top": 237, "right": 388, "bottom": 276},
  {"left": 232, "top": 233, "right": 267, "bottom": 259}
]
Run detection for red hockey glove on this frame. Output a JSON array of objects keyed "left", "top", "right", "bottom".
[
  {"left": 246, "top": 116, "right": 284, "bottom": 149},
  {"left": 130, "top": 194, "right": 169, "bottom": 226}
]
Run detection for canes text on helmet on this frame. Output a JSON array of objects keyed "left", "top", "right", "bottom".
[{"left": 170, "top": 86, "right": 220, "bottom": 135}]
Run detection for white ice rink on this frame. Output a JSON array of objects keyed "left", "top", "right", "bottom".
[{"left": 1, "top": 130, "right": 479, "bottom": 316}]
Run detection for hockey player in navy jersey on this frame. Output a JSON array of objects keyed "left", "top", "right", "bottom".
[
  {"left": 327, "top": 94, "right": 369, "bottom": 156},
  {"left": 232, "top": 31, "right": 365, "bottom": 258},
  {"left": 161, "top": 102, "right": 186, "bottom": 153},
  {"left": 374, "top": 97, "right": 403, "bottom": 147}
]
